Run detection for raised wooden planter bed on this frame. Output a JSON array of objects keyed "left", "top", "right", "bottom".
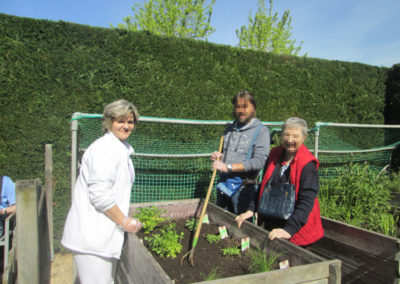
[
  {"left": 308, "top": 217, "right": 400, "bottom": 284},
  {"left": 116, "top": 199, "right": 341, "bottom": 284}
]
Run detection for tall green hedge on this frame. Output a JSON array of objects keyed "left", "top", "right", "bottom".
[{"left": 385, "top": 63, "right": 400, "bottom": 124}]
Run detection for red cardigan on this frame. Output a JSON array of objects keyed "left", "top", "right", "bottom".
[{"left": 259, "top": 144, "right": 324, "bottom": 246}]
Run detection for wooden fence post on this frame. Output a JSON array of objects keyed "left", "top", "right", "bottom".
[
  {"left": 16, "top": 179, "right": 40, "bottom": 284},
  {"left": 45, "top": 144, "right": 54, "bottom": 261},
  {"left": 16, "top": 179, "right": 51, "bottom": 284}
]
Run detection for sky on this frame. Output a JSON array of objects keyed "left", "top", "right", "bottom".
[{"left": 1, "top": 0, "right": 399, "bottom": 67}]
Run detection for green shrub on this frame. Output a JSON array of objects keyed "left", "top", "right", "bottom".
[{"left": 319, "top": 164, "right": 396, "bottom": 235}]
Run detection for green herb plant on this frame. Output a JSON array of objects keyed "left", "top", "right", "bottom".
[
  {"left": 145, "top": 223, "right": 184, "bottom": 258},
  {"left": 206, "top": 234, "right": 220, "bottom": 244},
  {"left": 248, "top": 248, "right": 284, "bottom": 273},
  {"left": 134, "top": 206, "right": 167, "bottom": 233},
  {"left": 221, "top": 246, "right": 240, "bottom": 257},
  {"left": 185, "top": 217, "right": 198, "bottom": 231}
]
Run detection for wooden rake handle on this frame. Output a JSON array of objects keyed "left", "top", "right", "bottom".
[{"left": 191, "top": 135, "right": 224, "bottom": 248}]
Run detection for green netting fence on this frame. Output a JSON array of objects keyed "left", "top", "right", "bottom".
[
  {"left": 311, "top": 122, "right": 400, "bottom": 177},
  {"left": 71, "top": 113, "right": 400, "bottom": 202}
]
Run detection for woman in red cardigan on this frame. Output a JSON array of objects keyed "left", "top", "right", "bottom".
[{"left": 257, "top": 117, "right": 324, "bottom": 246}]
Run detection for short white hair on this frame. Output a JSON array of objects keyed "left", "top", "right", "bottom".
[{"left": 282, "top": 117, "right": 308, "bottom": 137}]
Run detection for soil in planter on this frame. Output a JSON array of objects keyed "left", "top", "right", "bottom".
[{"left": 137, "top": 218, "right": 270, "bottom": 283}]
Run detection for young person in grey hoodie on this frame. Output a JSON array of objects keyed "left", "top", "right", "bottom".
[{"left": 212, "top": 90, "right": 270, "bottom": 227}]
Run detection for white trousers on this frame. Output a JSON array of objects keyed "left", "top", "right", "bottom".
[{"left": 73, "top": 253, "right": 118, "bottom": 284}]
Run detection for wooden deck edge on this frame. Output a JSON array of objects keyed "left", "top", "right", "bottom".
[
  {"left": 194, "top": 260, "right": 341, "bottom": 284},
  {"left": 321, "top": 217, "right": 400, "bottom": 259},
  {"left": 116, "top": 232, "right": 173, "bottom": 284}
]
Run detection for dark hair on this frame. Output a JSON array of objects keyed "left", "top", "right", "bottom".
[{"left": 231, "top": 90, "right": 257, "bottom": 110}]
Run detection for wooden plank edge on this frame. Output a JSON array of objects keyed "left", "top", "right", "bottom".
[{"left": 193, "top": 260, "right": 339, "bottom": 284}]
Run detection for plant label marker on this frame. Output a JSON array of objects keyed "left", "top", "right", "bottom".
[
  {"left": 241, "top": 237, "right": 250, "bottom": 252},
  {"left": 279, "top": 260, "right": 290, "bottom": 270},
  {"left": 219, "top": 226, "right": 228, "bottom": 239},
  {"left": 202, "top": 214, "right": 210, "bottom": 224}
]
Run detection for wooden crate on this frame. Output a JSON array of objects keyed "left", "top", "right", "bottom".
[
  {"left": 116, "top": 199, "right": 341, "bottom": 284},
  {"left": 308, "top": 217, "right": 400, "bottom": 284}
]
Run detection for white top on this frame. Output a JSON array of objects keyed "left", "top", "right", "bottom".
[{"left": 62, "top": 131, "right": 135, "bottom": 259}]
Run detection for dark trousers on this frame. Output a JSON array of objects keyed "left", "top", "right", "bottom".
[{"left": 217, "top": 184, "right": 257, "bottom": 217}]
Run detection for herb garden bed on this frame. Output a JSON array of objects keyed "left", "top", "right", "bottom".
[
  {"left": 137, "top": 218, "right": 253, "bottom": 283},
  {"left": 116, "top": 199, "right": 341, "bottom": 284}
]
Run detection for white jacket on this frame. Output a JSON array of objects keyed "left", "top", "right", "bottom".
[{"left": 62, "top": 131, "right": 134, "bottom": 259}]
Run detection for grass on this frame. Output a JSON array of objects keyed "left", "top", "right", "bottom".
[{"left": 248, "top": 248, "right": 284, "bottom": 273}]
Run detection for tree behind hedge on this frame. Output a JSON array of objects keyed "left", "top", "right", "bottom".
[
  {"left": 116, "top": 0, "right": 216, "bottom": 40},
  {"left": 236, "top": 0, "right": 303, "bottom": 55}
]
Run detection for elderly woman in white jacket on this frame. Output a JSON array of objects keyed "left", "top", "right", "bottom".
[{"left": 62, "top": 99, "right": 142, "bottom": 284}]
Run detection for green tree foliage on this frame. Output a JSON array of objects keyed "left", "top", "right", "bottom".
[
  {"left": 236, "top": 0, "right": 303, "bottom": 55},
  {"left": 116, "top": 0, "right": 216, "bottom": 40}
]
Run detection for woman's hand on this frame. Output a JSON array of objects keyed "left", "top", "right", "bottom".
[
  {"left": 104, "top": 205, "right": 142, "bottom": 233},
  {"left": 211, "top": 151, "right": 223, "bottom": 161},
  {"left": 235, "top": 210, "right": 254, "bottom": 228},
  {"left": 268, "top": 228, "right": 291, "bottom": 240},
  {"left": 121, "top": 217, "right": 143, "bottom": 233}
]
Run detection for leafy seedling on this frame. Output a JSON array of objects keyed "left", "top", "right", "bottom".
[
  {"left": 145, "top": 223, "right": 184, "bottom": 258},
  {"left": 185, "top": 217, "right": 198, "bottom": 231},
  {"left": 221, "top": 246, "right": 241, "bottom": 257},
  {"left": 206, "top": 234, "right": 220, "bottom": 244}
]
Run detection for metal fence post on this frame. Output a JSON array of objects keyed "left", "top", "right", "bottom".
[
  {"left": 314, "top": 123, "right": 320, "bottom": 159},
  {"left": 71, "top": 113, "right": 79, "bottom": 197}
]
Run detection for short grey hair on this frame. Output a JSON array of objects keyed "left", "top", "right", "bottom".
[
  {"left": 282, "top": 117, "right": 308, "bottom": 137},
  {"left": 102, "top": 99, "right": 139, "bottom": 133}
]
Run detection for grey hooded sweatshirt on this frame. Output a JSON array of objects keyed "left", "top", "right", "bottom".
[{"left": 223, "top": 118, "right": 270, "bottom": 179}]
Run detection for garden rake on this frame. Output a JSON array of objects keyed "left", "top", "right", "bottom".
[{"left": 180, "top": 135, "right": 224, "bottom": 267}]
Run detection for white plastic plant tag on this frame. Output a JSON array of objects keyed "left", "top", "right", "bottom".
[
  {"left": 241, "top": 237, "right": 250, "bottom": 252},
  {"left": 279, "top": 260, "right": 289, "bottom": 270},
  {"left": 219, "top": 225, "right": 228, "bottom": 239},
  {"left": 202, "top": 214, "right": 210, "bottom": 224}
]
